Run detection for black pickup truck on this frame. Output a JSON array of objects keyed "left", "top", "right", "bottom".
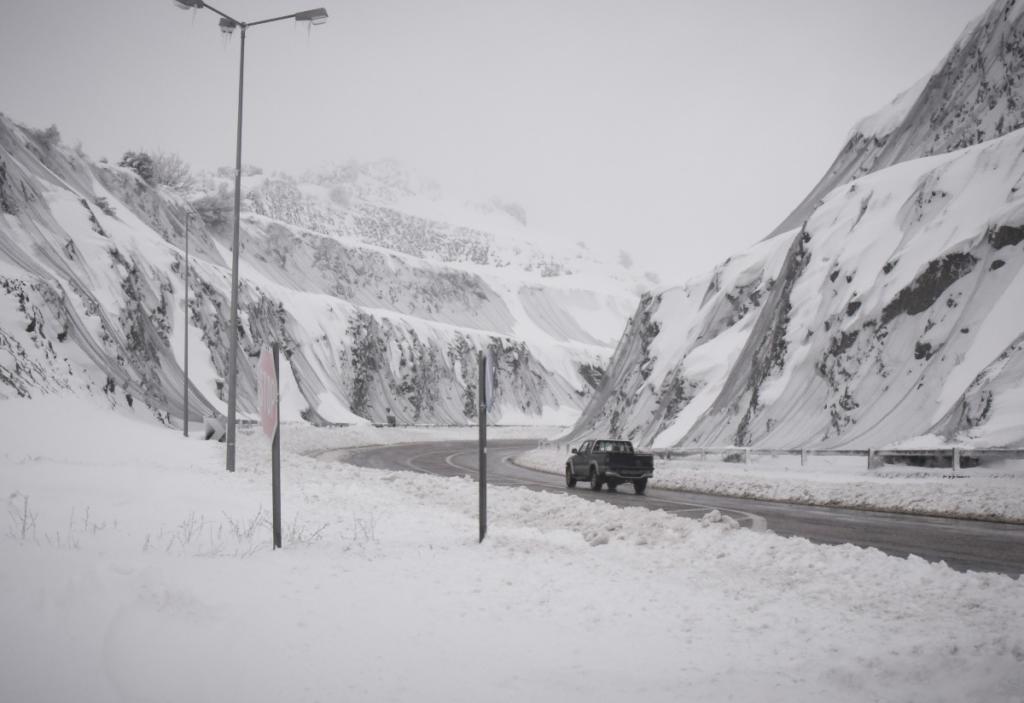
[{"left": 565, "top": 439, "right": 654, "bottom": 495}]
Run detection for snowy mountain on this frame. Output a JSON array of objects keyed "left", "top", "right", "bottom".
[
  {"left": 568, "top": 0, "right": 1024, "bottom": 450},
  {"left": 0, "top": 116, "right": 643, "bottom": 427},
  {"left": 771, "top": 0, "right": 1024, "bottom": 238}
]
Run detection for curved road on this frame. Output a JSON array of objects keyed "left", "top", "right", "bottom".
[{"left": 323, "top": 439, "right": 1024, "bottom": 577}]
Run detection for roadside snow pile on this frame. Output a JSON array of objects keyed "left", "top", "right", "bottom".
[
  {"left": 2, "top": 400, "right": 1023, "bottom": 702},
  {"left": 518, "top": 448, "right": 1024, "bottom": 522},
  {"left": 700, "top": 509, "right": 740, "bottom": 529}
]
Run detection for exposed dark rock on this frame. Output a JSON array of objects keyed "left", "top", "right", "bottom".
[
  {"left": 697, "top": 276, "right": 765, "bottom": 342},
  {"left": 657, "top": 371, "right": 700, "bottom": 436},
  {"left": 880, "top": 252, "right": 977, "bottom": 325},
  {"left": 80, "top": 198, "right": 108, "bottom": 238},
  {"left": 987, "top": 224, "right": 1024, "bottom": 249},
  {"left": 734, "top": 228, "right": 812, "bottom": 445},
  {"left": 0, "top": 157, "right": 16, "bottom": 214},
  {"left": 914, "top": 341, "right": 935, "bottom": 360},
  {"left": 828, "top": 330, "right": 860, "bottom": 358},
  {"left": 636, "top": 292, "right": 661, "bottom": 382},
  {"left": 347, "top": 313, "right": 386, "bottom": 417},
  {"left": 577, "top": 363, "right": 605, "bottom": 391}
]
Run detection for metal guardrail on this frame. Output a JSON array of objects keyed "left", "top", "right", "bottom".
[
  {"left": 655, "top": 447, "right": 1024, "bottom": 470},
  {"left": 536, "top": 441, "right": 1024, "bottom": 470}
]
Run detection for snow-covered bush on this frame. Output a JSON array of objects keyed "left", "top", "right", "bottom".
[
  {"left": 151, "top": 151, "right": 194, "bottom": 192},
  {"left": 190, "top": 184, "right": 233, "bottom": 227},
  {"left": 119, "top": 150, "right": 155, "bottom": 184}
]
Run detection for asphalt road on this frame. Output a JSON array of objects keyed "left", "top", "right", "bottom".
[{"left": 325, "top": 439, "right": 1024, "bottom": 578}]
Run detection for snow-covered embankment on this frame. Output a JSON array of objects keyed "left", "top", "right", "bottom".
[{"left": 1, "top": 400, "right": 1022, "bottom": 702}]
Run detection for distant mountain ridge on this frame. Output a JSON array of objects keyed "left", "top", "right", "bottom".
[
  {"left": 568, "top": 0, "right": 1024, "bottom": 450},
  {"left": 0, "top": 116, "right": 643, "bottom": 427}
]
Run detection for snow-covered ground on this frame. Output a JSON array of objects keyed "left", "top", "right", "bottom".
[
  {"left": 519, "top": 447, "right": 1024, "bottom": 523},
  {"left": 2, "top": 399, "right": 1023, "bottom": 702}
]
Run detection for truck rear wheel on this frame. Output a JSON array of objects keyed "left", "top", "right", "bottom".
[
  {"left": 589, "top": 467, "right": 602, "bottom": 491},
  {"left": 565, "top": 465, "right": 577, "bottom": 488},
  {"left": 633, "top": 478, "right": 647, "bottom": 495}
]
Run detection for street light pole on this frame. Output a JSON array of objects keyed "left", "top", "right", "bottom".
[
  {"left": 184, "top": 210, "right": 191, "bottom": 438},
  {"left": 224, "top": 22, "right": 246, "bottom": 471},
  {"left": 173, "top": 1, "right": 328, "bottom": 472}
]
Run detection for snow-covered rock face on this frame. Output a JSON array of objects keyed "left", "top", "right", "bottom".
[
  {"left": 570, "top": 0, "right": 1024, "bottom": 450},
  {"left": 567, "top": 236, "right": 794, "bottom": 448},
  {"left": 684, "top": 133, "right": 1024, "bottom": 449},
  {"left": 771, "top": 0, "right": 1024, "bottom": 238},
  {"left": 0, "top": 115, "right": 640, "bottom": 427}
]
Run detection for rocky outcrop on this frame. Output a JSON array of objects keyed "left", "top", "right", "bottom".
[{"left": 0, "top": 113, "right": 637, "bottom": 427}]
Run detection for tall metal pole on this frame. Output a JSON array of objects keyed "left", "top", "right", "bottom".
[
  {"left": 184, "top": 211, "right": 190, "bottom": 437},
  {"left": 172, "top": 3, "right": 327, "bottom": 466},
  {"left": 478, "top": 350, "right": 487, "bottom": 543},
  {"left": 225, "top": 23, "right": 247, "bottom": 472},
  {"left": 272, "top": 342, "right": 282, "bottom": 549}
]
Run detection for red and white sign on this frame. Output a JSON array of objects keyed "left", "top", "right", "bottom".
[
  {"left": 257, "top": 347, "right": 278, "bottom": 439},
  {"left": 484, "top": 351, "right": 496, "bottom": 411}
]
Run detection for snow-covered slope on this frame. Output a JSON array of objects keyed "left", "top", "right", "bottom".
[
  {"left": 569, "top": 0, "right": 1024, "bottom": 449},
  {"left": 0, "top": 115, "right": 641, "bottom": 427},
  {"left": 683, "top": 131, "right": 1024, "bottom": 449},
  {"left": 566, "top": 234, "right": 795, "bottom": 447},
  {"left": 770, "top": 0, "right": 1024, "bottom": 237}
]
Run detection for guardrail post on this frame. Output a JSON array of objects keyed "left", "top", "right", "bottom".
[
  {"left": 952, "top": 447, "right": 961, "bottom": 472},
  {"left": 744, "top": 448, "right": 750, "bottom": 464},
  {"left": 800, "top": 449, "right": 807, "bottom": 467},
  {"left": 867, "top": 449, "right": 875, "bottom": 470}
]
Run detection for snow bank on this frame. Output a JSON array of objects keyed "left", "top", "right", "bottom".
[
  {"left": 2, "top": 402, "right": 1023, "bottom": 702},
  {"left": 518, "top": 448, "right": 1024, "bottom": 523}
]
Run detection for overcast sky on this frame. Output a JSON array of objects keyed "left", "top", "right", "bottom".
[{"left": 0, "top": 0, "right": 993, "bottom": 283}]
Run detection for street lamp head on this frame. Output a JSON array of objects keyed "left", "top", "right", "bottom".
[
  {"left": 219, "top": 17, "right": 238, "bottom": 35},
  {"left": 173, "top": 0, "right": 205, "bottom": 9},
  {"left": 295, "top": 8, "right": 328, "bottom": 25}
]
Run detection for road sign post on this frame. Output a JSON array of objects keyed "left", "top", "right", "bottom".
[
  {"left": 258, "top": 344, "right": 282, "bottom": 549},
  {"left": 478, "top": 350, "right": 487, "bottom": 543}
]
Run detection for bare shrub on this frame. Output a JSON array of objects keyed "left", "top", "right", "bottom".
[
  {"left": 286, "top": 514, "right": 330, "bottom": 545},
  {"left": 351, "top": 512, "right": 379, "bottom": 545},
  {"left": 152, "top": 151, "right": 195, "bottom": 192},
  {"left": 191, "top": 184, "right": 233, "bottom": 227},
  {"left": 224, "top": 505, "right": 268, "bottom": 542},
  {"left": 6, "top": 492, "right": 38, "bottom": 542},
  {"left": 45, "top": 507, "right": 83, "bottom": 550}
]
